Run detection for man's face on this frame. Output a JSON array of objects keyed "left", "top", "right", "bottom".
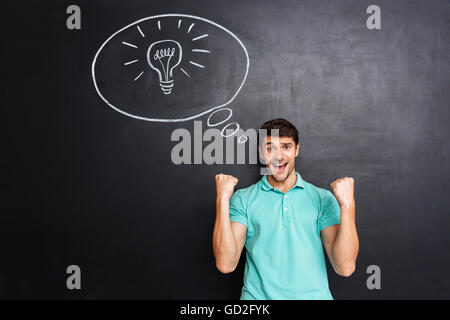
[{"left": 259, "top": 136, "right": 300, "bottom": 182}]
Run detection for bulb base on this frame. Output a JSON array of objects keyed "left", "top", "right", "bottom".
[{"left": 160, "top": 80, "right": 174, "bottom": 95}]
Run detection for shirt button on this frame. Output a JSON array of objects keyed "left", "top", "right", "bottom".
[
  {"left": 284, "top": 195, "right": 287, "bottom": 199},
  {"left": 284, "top": 207, "right": 288, "bottom": 211}
]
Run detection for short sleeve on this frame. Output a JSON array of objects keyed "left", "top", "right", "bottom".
[
  {"left": 318, "top": 190, "right": 341, "bottom": 231},
  {"left": 229, "top": 190, "right": 248, "bottom": 227}
]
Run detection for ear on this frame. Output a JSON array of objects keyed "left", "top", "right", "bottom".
[{"left": 295, "top": 143, "right": 300, "bottom": 157}]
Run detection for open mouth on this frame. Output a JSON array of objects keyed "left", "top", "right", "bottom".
[{"left": 272, "top": 162, "right": 287, "bottom": 174}]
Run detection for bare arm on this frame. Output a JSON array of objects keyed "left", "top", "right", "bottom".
[
  {"left": 322, "top": 177, "right": 359, "bottom": 277},
  {"left": 212, "top": 174, "right": 247, "bottom": 274}
]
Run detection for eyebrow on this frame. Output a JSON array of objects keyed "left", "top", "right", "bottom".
[{"left": 264, "top": 142, "right": 293, "bottom": 147}]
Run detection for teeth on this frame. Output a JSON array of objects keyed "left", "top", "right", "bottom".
[{"left": 274, "top": 163, "right": 286, "bottom": 167}]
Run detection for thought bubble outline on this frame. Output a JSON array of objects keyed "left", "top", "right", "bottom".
[{"left": 92, "top": 13, "right": 250, "bottom": 122}]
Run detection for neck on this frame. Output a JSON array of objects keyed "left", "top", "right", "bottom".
[{"left": 267, "top": 169, "right": 297, "bottom": 193}]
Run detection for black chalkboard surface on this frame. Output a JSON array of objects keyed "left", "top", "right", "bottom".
[{"left": 1, "top": 0, "right": 449, "bottom": 299}]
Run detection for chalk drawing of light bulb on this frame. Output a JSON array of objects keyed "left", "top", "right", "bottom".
[
  {"left": 147, "top": 40, "right": 182, "bottom": 95},
  {"left": 92, "top": 14, "right": 249, "bottom": 141}
]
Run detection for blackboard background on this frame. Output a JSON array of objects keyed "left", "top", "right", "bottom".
[{"left": 1, "top": 0, "right": 449, "bottom": 299}]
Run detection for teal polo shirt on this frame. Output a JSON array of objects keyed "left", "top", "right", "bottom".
[{"left": 229, "top": 171, "right": 340, "bottom": 300}]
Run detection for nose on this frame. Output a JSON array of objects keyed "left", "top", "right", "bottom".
[{"left": 273, "top": 149, "right": 284, "bottom": 162}]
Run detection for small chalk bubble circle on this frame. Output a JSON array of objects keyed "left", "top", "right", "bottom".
[
  {"left": 221, "top": 122, "right": 240, "bottom": 137},
  {"left": 207, "top": 108, "right": 232, "bottom": 127},
  {"left": 237, "top": 135, "right": 248, "bottom": 144}
]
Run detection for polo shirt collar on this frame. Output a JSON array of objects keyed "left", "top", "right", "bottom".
[{"left": 261, "top": 171, "right": 305, "bottom": 191}]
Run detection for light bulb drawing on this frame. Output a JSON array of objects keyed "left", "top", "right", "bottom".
[
  {"left": 122, "top": 19, "right": 209, "bottom": 96},
  {"left": 147, "top": 40, "right": 182, "bottom": 95}
]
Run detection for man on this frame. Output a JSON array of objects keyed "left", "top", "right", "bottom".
[{"left": 212, "top": 118, "right": 359, "bottom": 300}]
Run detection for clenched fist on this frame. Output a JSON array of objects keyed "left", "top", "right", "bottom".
[
  {"left": 331, "top": 177, "right": 355, "bottom": 208},
  {"left": 215, "top": 174, "right": 239, "bottom": 200}
]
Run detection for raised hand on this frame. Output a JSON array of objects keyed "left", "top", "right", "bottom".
[
  {"left": 331, "top": 177, "right": 355, "bottom": 208},
  {"left": 215, "top": 174, "right": 239, "bottom": 200}
]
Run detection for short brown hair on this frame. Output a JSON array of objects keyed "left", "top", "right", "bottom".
[{"left": 260, "top": 118, "right": 299, "bottom": 145}]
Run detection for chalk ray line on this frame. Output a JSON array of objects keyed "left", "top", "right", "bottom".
[
  {"left": 192, "top": 34, "right": 208, "bottom": 41},
  {"left": 122, "top": 41, "right": 138, "bottom": 48},
  {"left": 180, "top": 68, "right": 190, "bottom": 78},
  {"left": 124, "top": 59, "right": 139, "bottom": 65},
  {"left": 189, "top": 61, "right": 205, "bottom": 68},
  {"left": 192, "top": 49, "right": 210, "bottom": 53},
  {"left": 134, "top": 71, "right": 144, "bottom": 81},
  {"left": 137, "top": 25, "right": 145, "bottom": 37}
]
